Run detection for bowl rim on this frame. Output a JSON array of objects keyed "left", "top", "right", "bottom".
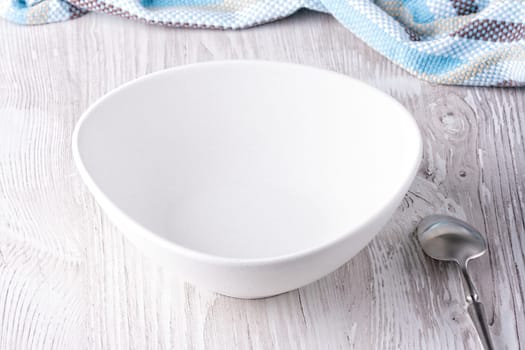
[{"left": 72, "top": 59, "right": 422, "bottom": 267}]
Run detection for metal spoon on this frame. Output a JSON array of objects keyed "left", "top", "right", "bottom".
[{"left": 417, "top": 215, "right": 494, "bottom": 350}]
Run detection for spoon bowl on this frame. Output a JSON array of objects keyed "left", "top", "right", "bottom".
[{"left": 417, "top": 215, "right": 487, "bottom": 265}]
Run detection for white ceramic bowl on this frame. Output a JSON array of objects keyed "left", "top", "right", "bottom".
[{"left": 73, "top": 61, "right": 422, "bottom": 298}]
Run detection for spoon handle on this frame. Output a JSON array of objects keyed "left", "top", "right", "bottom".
[
  {"left": 460, "top": 265, "right": 495, "bottom": 350},
  {"left": 467, "top": 300, "right": 495, "bottom": 350}
]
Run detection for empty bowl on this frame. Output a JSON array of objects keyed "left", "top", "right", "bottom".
[{"left": 73, "top": 61, "right": 422, "bottom": 298}]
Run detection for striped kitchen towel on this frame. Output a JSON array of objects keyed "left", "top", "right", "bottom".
[{"left": 1, "top": 0, "right": 524, "bottom": 86}]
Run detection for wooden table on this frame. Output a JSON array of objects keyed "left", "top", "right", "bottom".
[{"left": 1, "top": 10, "right": 524, "bottom": 349}]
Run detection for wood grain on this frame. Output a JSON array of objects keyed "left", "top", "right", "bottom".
[{"left": 0, "top": 10, "right": 524, "bottom": 349}]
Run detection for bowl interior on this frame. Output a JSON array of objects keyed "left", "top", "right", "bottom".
[{"left": 75, "top": 61, "right": 421, "bottom": 260}]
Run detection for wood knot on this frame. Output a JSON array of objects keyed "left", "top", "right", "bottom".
[{"left": 439, "top": 112, "right": 466, "bottom": 136}]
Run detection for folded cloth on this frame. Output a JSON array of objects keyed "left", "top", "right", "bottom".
[{"left": 2, "top": 0, "right": 524, "bottom": 86}]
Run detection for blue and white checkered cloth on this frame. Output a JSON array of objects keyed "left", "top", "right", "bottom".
[{"left": 2, "top": 0, "right": 524, "bottom": 86}]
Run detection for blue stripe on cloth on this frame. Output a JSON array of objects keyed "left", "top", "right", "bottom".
[
  {"left": 139, "top": 0, "right": 219, "bottom": 8},
  {"left": 403, "top": 0, "right": 434, "bottom": 24},
  {"left": 3, "top": 0, "right": 28, "bottom": 23}
]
